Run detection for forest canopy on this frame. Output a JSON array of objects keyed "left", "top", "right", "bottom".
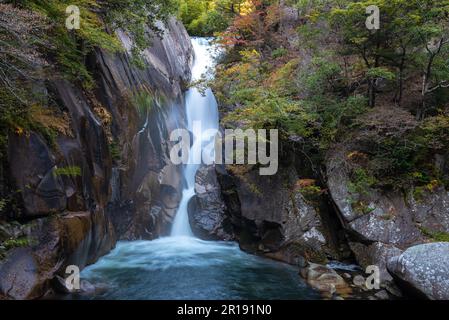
[
  {"left": 177, "top": 0, "right": 252, "bottom": 36},
  {"left": 211, "top": 0, "right": 449, "bottom": 193}
]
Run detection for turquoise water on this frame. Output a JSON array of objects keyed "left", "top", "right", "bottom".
[{"left": 75, "top": 237, "right": 319, "bottom": 300}]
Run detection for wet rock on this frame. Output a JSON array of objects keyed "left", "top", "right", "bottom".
[
  {"left": 52, "top": 276, "right": 96, "bottom": 295},
  {"left": 387, "top": 242, "right": 449, "bottom": 300},
  {"left": 188, "top": 166, "right": 233, "bottom": 240},
  {"left": 352, "top": 275, "right": 368, "bottom": 290},
  {"left": 0, "top": 211, "right": 115, "bottom": 299},
  {"left": 301, "top": 263, "right": 352, "bottom": 298},
  {"left": 343, "top": 273, "right": 352, "bottom": 280},
  {"left": 79, "top": 280, "right": 97, "bottom": 295}
]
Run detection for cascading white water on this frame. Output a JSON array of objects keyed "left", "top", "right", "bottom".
[{"left": 171, "top": 38, "right": 219, "bottom": 237}]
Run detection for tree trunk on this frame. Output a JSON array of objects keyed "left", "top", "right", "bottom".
[{"left": 395, "top": 48, "right": 406, "bottom": 106}]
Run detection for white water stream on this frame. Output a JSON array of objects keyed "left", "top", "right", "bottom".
[{"left": 171, "top": 38, "right": 219, "bottom": 237}]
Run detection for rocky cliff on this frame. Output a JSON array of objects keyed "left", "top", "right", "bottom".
[
  {"left": 326, "top": 141, "right": 449, "bottom": 285},
  {"left": 0, "top": 18, "right": 193, "bottom": 299}
]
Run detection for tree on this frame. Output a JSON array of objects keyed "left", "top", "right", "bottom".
[
  {"left": 0, "top": 4, "right": 49, "bottom": 105},
  {"left": 329, "top": 0, "right": 448, "bottom": 109},
  {"left": 178, "top": 0, "right": 248, "bottom": 36},
  {"left": 417, "top": 26, "right": 449, "bottom": 119}
]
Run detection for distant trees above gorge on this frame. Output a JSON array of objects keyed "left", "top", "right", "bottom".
[
  {"left": 177, "top": 0, "right": 252, "bottom": 36},
  {"left": 328, "top": 0, "right": 449, "bottom": 113}
]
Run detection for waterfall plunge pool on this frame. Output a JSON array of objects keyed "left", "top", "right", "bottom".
[{"left": 70, "top": 237, "right": 320, "bottom": 300}]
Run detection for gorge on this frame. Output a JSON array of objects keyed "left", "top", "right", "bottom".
[
  {"left": 1, "top": 1, "right": 449, "bottom": 301},
  {"left": 70, "top": 37, "right": 319, "bottom": 300}
]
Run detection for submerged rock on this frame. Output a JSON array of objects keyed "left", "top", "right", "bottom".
[
  {"left": 301, "top": 263, "right": 352, "bottom": 298},
  {"left": 374, "top": 290, "right": 390, "bottom": 300},
  {"left": 387, "top": 243, "right": 449, "bottom": 300},
  {"left": 52, "top": 275, "right": 97, "bottom": 295}
]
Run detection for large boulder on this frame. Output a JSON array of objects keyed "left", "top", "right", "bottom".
[
  {"left": 387, "top": 243, "right": 449, "bottom": 300},
  {"left": 188, "top": 165, "right": 233, "bottom": 240}
]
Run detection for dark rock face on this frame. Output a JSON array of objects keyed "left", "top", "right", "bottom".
[
  {"left": 54, "top": 83, "right": 113, "bottom": 211},
  {"left": 93, "top": 17, "right": 193, "bottom": 239},
  {"left": 7, "top": 133, "right": 67, "bottom": 218},
  {"left": 188, "top": 165, "right": 233, "bottom": 240},
  {"left": 387, "top": 243, "right": 449, "bottom": 300},
  {"left": 216, "top": 163, "right": 343, "bottom": 265},
  {"left": 1, "top": 19, "right": 193, "bottom": 299},
  {"left": 326, "top": 147, "right": 449, "bottom": 284}
]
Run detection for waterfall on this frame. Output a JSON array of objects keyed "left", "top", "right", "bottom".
[{"left": 170, "top": 38, "right": 219, "bottom": 237}]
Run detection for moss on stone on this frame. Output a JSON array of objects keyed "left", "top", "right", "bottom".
[{"left": 420, "top": 227, "right": 449, "bottom": 243}]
